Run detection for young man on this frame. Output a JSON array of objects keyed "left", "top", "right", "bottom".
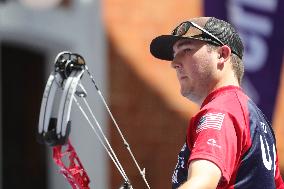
[{"left": 150, "top": 17, "right": 284, "bottom": 189}]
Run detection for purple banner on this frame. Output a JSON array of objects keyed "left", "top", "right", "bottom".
[{"left": 204, "top": 0, "right": 284, "bottom": 122}]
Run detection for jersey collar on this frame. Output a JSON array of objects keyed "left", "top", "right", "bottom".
[{"left": 201, "top": 85, "right": 242, "bottom": 108}]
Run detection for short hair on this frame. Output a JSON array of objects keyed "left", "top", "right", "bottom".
[
  {"left": 206, "top": 44, "right": 244, "bottom": 84},
  {"left": 231, "top": 53, "right": 244, "bottom": 84}
]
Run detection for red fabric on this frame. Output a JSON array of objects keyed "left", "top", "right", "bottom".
[
  {"left": 186, "top": 86, "right": 284, "bottom": 188},
  {"left": 188, "top": 110, "right": 237, "bottom": 184},
  {"left": 275, "top": 153, "right": 284, "bottom": 188},
  {"left": 187, "top": 86, "right": 247, "bottom": 186}
]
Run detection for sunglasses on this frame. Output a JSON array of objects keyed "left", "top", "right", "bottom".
[{"left": 172, "top": 21, "right": 225, "bottom": 46}]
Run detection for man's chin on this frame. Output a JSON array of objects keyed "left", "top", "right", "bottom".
[
  {"left": 180, "top": 89, "right": 190, "bottom": 98},
  {"left": 180, "top": 89, "right": 199, "bottom": 103}
]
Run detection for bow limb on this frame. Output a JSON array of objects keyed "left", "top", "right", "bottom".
[{"left": 56, "top": 69, "right": 85, "bottom": 138}]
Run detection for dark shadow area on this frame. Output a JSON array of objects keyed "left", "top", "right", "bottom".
[{"left": 1, "top": 42, "right": 47, "bottom": 189}]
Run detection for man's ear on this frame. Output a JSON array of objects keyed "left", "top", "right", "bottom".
[
  {"left": 218, "top": 45, "right": 231, "bottom": 63},
  {"left": 217, "top": 45, "right": 231, "bottom": 70}
]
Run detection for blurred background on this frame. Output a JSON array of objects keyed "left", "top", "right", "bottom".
[{"left": 0, "top": 0, "right": 284, "bottom": 188}]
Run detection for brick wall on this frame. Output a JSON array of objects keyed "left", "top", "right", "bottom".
[
  {"left": 108, "top": 42, "right": 188, "bottom": 188},
  {"left": 104, "top": 1, "right": 202, "bottom": 188},
  {"left": 104, "top": 0, "right": 284, "bottom": 187}
]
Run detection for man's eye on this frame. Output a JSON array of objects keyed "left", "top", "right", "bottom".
[
  {"left": 183, "top": 48, "right": 191, "bottom": 53},
  {"left": 173, "top": 48, "right": 191, "bottom": 58}
]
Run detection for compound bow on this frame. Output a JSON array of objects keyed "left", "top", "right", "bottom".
[{"left": 38, "top": 51, "right": 151, "bottom": 189}]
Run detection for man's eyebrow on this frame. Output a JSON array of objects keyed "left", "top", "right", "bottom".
[
  {"left": 176, "top": 40, "right": 193, "bottom": 49},
  {"left": 173, "top": 40, "right": 193, "bottom": 57}
]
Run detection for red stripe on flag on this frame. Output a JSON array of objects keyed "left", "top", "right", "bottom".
[{"left": 196, "top": 113, "right": 225, "bottom": 133}]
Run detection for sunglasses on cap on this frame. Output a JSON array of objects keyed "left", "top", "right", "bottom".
[{"left": 171, "top": 21, "right": 239, "bottom": 55}]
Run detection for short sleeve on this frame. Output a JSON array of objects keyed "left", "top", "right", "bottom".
[{"left": 188, "top": 109, "right": 238, "bottom": 184}]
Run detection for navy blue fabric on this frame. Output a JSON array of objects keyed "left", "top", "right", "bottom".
[
  {"left": 172, "top": 143, "right": 190, "bottom": 189},
  {"left": 234, "top": 99, "right": 276, "bottom": 189}
]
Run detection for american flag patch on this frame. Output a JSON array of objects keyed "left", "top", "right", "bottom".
[{"left": 196, "top": 113, "right": 225, "bottom": 133}]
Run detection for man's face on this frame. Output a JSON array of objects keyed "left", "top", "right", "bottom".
[{"left": 171, "top": 39, "right": 219, "bottom": 103}]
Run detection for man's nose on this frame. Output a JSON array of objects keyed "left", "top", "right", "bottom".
[{"left": 171, "top": 57, "right": 182, "bottom": 69}]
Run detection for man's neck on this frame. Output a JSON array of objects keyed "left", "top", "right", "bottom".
[{"left": 196, "top": 79, "right": 240, "bottom": 107}]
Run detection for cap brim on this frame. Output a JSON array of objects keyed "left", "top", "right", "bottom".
[
  {"left": 150, "top": 35, "right": 187, "bottom": 61},
  {"left": 150, "top": 34, "right": 221, "bottom": 61}
]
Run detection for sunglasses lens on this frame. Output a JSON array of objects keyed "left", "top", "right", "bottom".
[
  {"left": 171, "top": 21, "right": 224, "bottom": 47},
  {"left": 187, "top": 26, "right": 203, "bottom": 37},
  {"left": 172, "top": 22, "right": 204, "bottom": 37},
  {"left": 173, "top": 22, "right": 188, "bottom": 36}
]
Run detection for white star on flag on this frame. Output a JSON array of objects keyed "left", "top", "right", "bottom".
[{"left": 196, "top": 113, "right": 225, "bottom": 133}]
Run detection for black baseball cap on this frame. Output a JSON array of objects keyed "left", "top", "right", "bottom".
[{"left": 150, "top": 17, "right": 244, "bottom": 61}]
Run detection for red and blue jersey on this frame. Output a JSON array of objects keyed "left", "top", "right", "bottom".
[{"left": 172, "top": 85, "right": 284, "bottom": 189}]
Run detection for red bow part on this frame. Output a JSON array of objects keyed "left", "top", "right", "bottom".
[{"left": 53, "top": 140, "right": 90, "bottom": 189}]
